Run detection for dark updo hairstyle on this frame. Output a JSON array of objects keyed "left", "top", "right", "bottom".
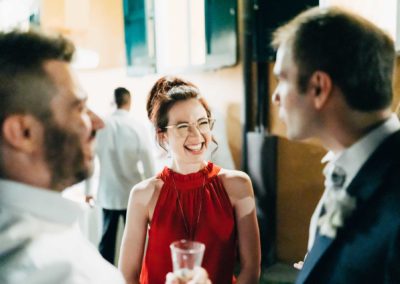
[{"left": 146, "top": 76, "right": 217, "bottom": 151}]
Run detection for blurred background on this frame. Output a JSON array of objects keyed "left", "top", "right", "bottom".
[{"left": 2, "top": 0, "right": 400, "bottom": 283}]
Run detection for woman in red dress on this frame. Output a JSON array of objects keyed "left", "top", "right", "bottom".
[{"left": 118, "top": 76, "right": 261, "bottom": 284}]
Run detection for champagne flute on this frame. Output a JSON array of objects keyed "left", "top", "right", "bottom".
[{"left": 170, "top": 240, "right": 205, "bottom": 281}]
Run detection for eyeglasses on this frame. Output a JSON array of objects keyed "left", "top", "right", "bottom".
[{"left": 164, "top": 118, "right": 215, "bottom": 137}]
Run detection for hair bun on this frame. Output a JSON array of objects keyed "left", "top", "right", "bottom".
[{"left": 146, "top": 76, "right": 195, "bottom": 121}]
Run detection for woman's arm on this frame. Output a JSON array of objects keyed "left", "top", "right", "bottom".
[
  {"left": 118, "top": 178, "right": 157, "bottom": 284},
  {"left": 222, "top": 170, "right": 261, "bottom": 284}
]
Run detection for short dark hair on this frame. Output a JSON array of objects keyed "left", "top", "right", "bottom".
[
  {"left": 0, "top": 30, "right": 75, "bottom": 125},
  {"left": 114, "top": 87, "right": 130, "bottom": 108},
  {"left": 272, "top": 7, "right": 395, "bottom": 111}
]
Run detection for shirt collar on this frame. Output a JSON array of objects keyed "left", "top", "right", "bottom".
[
  {"left": 114, "top": 109, "right": 130, "bottom": 116},
  {"left": 322, "top": 114, "right": 400, "bottom": 189},
  {"left": 0, "top": 179, "right": 85, "bottom": 225}
]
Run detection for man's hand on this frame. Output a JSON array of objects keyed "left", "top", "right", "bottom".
[
  {"left": 293, "top": 261, "right": 304, "bottom": 270},
  {"left": 165, "top": 267, "right": 211, "bottom": 284},
  {"left": 84, "top": 195, "right": 95, "bottom": 207}
]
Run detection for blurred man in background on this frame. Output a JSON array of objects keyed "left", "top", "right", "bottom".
[{"left": 95, "top": 87, "right": 155, "bottom": 264}]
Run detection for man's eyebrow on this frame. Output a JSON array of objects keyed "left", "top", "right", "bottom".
[{"left": 70, "top": 96, "right": 88, "bottom": 107}]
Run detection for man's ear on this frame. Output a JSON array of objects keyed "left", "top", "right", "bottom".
[
  {"left": 308, "top": 71, "right": 332, "bottom": 110},
  {"left": 1, "top": 114, "right": 42, "bottom": 153}
]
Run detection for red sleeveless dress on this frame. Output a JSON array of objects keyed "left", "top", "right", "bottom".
[{"left": 139, "top": 162, "right": 237, "bottom": 284}]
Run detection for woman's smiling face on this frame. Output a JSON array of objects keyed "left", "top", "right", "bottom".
[{"left": 162, "top": 98, "right": 212, "bottom": 165}]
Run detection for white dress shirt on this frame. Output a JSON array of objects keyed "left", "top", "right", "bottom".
[
  {"left": 0, "top": 179, "right": 125, "bottom": 284},
  {"left": 307, "top": 114, "right": 400, "bottom": 251},
  {"left": 96, "top": 109, "right": 155, "bottom": 210}
]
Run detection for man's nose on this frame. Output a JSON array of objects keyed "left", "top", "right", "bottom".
[
  {"left": 272, "top": 89, "right": 280, "bottom": 105},
  {"left": 88, "top": 109, "right": 104, "bottom": 130}
]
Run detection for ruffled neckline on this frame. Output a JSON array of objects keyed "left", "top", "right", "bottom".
[{"left": 160, "top": 162, "right": 217, "bottom": 188}]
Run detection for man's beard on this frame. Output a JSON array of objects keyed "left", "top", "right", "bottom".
[{"left": 43, "top": 120, "right": 93, "bottom": 190}]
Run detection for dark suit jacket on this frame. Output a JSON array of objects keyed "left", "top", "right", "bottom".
[{"left": 297, "top": 130, "right": 400, "bottom": 284}]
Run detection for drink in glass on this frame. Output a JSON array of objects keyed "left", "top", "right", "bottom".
[{"left": 170, "top": 240, "right": 205, "bottom": 281}]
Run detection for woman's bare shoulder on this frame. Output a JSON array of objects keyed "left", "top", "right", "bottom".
[
  {"left": 218, "top": 168, "right": 251, "bottom": 187},
  {"left": 129, "top": 176, "right": 164, "bottom": 204},
  {"left": 133, "top": 176, "right": 163, "bottom": 191},
  {"left": 218, "top": 168, "right": 255, "bottom": 209},
  {"left": 218, "top": 168, "right": 253, "bottom": 200}
]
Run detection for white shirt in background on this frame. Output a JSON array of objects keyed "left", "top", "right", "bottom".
[{"left": 95, "top": 109, "right": 155, "bottom": 210}]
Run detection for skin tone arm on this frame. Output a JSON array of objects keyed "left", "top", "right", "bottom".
[
  {"left": 221, "top": 169, "right": 261, "bottom": 284},
  {"left": 118, "top": 178, "right": 160, "bottom": 284}
]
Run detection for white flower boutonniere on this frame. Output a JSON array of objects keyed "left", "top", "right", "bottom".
[{"left": 317, "top": 165, "right": 357, "bottom": 239}]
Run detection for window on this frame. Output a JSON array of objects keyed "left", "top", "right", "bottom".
[
  {"left": 123, "top": 0, "right": 156, "bottom": 75},
  {"left": 205, "top": 0, "right": 237, "bottom": 68},
  {"left": 123, "top": 0, "right": 237, "bottom": 75}
]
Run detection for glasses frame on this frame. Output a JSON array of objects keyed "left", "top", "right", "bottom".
[{"left": 164, "top": 118, "right": 215, "bottom": 137}]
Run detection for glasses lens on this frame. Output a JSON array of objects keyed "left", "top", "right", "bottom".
[
  {"left": 198, "top": 119, "right": 211, "bottom": 133},
  {"left": 171, "top": 119, "right": 214, "bottom": 137},
  {"left": 209, "top": 119, "right": 215, "bottom": 130},
  {"left": 176, "top": 124, "right": 189, "bottom": 137}
]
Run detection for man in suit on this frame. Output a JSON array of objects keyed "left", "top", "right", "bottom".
[{"left": 271, "top": 6, "right": 400, "bottom": 284}]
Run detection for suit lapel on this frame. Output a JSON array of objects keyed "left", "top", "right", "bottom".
[
  {"left": 296, "top": 130, "right": 400, "bottom": 284},
  {"left": 296, "top": 234, "right": 334, "bottom": 284},
  {"left": 347, "top": 130, "right": 400, "bottom": 201}
]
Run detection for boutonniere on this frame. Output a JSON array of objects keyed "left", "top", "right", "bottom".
[{"left": 317, "top": 165, "right": 357, "bottom": 238}]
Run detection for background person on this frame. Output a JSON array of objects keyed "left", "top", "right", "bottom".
[{"left": 95, "top": 87, "right": 155, "bottom": 264}]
